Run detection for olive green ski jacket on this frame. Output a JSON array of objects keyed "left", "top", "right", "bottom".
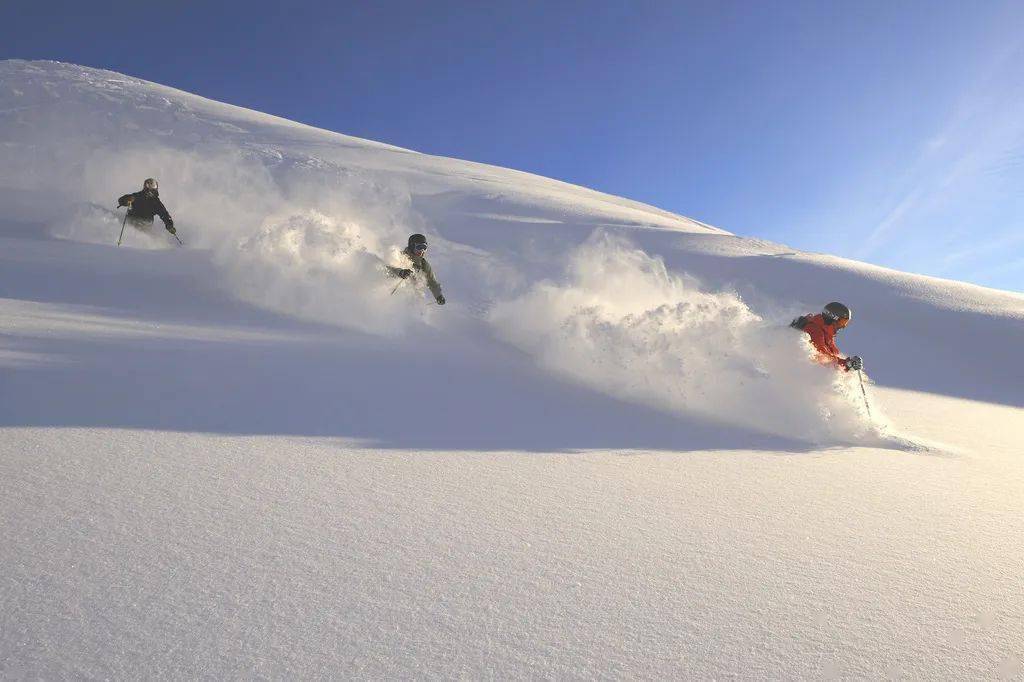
[{"left": 387, "top": 247, "right": 443, "bottom": 300}]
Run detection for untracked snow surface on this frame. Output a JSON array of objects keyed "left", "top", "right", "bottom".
[{"left": 1, "top": 60, "right": 1022, "bottom": 678}]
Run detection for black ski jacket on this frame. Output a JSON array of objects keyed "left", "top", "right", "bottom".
[{"left": 118, "top": 189, "right": 173, "bottom": 228}]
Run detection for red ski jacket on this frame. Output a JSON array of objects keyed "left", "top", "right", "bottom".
[{"left": 797, "top": 314, "right": 849, "bottom": 370}]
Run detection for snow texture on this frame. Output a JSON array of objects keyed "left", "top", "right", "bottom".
[{"left": 1, "top": 60, "right": 1022, "bottom": 678}]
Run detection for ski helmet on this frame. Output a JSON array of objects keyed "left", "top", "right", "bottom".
[
  {"left": 408, "top": 233, "right": 427, "bottom": 250},
  {"left": 143, "top": 178, "right": 158, "bottom": 191},
  {"left": 822, "top": 301, "right": 851, "bottom": 323}
]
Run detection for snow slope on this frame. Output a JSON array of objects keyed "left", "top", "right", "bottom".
[{"left": 1, "top": 60, "right": 1022, "bottom": 678}]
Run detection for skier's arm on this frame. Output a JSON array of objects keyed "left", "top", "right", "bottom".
[
  {"left": 827, "top": 337, "right": 853, "bottom": 371},
  {"left": 385, "top": 265, "right": 412, "bottom": 279},
  {"left": 117, "top": 192, "right": 137, "bottom": 207},
  {"left": 806, "top": 325, "right": 846, "bottom": 369},
  {"left": 154, "top": 198, "right": 174, "bottom": 229},
  {"left": 421, "top": 259, "right": 444, "bottom": 301}
]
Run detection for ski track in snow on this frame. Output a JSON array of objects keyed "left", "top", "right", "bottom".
[{"left": 1, "top": 60, "right": 1023, "bottom": 678}]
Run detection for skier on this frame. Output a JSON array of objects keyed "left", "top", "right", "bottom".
[
  {"left": 117, "top": 178, "right": 176, "bottom": 236},
  {"left": 791, "top": 302, "right": 863, "bottom": 371},
  {"left": 386, "top": 233, "right": 446, "bottom": 305}
]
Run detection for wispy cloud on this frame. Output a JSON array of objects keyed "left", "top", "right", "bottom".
[
  {"left": 858, "top": 34, "right": 1024, "bottom": 262},
  {"left": 966, "top": 255, "right": 1024, "bottom": 283},
  {"left": 942, "top": 230, "right": 1024, "bottom": 267}
]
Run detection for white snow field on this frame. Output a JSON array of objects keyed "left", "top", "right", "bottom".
[{"left": 1, "top": 60, "right": 1022, "bottom": 678}]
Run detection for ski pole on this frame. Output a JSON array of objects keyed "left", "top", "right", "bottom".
[
  {"left": 390, "top": 278, "right": 406, "bottom": 295},
  {"left": 857, "top": 369, "right": 872, "bottom": 420},
  {"left": 117, "top": 209, "right": 129, "bottom": 246},
  {"left": 170, "top": 231, "right": 183, "bottom": 246}
]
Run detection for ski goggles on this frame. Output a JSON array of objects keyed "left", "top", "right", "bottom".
[
  {"left": 412, "top": 243, "right": 428, "bottom": 253},
  {"left": 823, "top": 311, "right": 850, "bottom": 327}
]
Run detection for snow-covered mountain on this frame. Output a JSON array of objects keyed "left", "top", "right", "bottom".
[{"left": 1, "top": 60, "right": 1022, "bottom": 678}]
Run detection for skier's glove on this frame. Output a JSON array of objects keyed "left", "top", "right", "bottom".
[
  {"left": 165, "top": 223, "right": 176, "bottom": 235},
  {"left": 118, "top": 196, "right": 133, "bottom": 207},
  {"left": 396, "top": 268, "right": 412, "bottom": 279},
  {"left": 435, "top": 294, "right": 446, "bottom": 305},
  {"left": 844, "top": 356, "right": 863, "bottom": 371}
]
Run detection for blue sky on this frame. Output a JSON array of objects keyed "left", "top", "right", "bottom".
[{"left": 3, "top": 0, "right": 1022, "bottom": 291}]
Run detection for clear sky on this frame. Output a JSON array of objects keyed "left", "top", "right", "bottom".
[{"left": 3, "top": 0, "right": 1022, "bottom": 292}]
